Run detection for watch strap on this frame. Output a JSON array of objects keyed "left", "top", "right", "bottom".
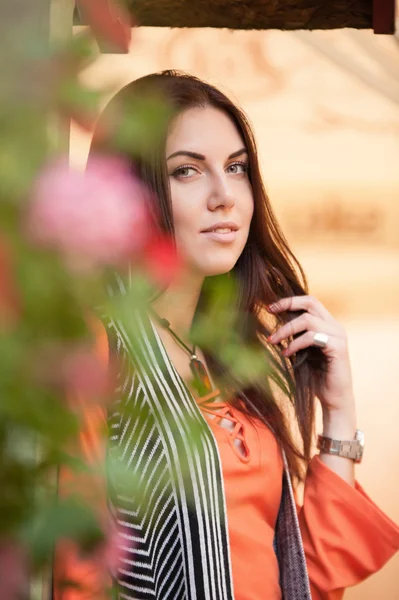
[{"left": 317, "top": 429, "right": 364, "bottom": 463}]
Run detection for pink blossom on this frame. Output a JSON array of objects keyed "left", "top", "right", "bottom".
[
  {"left": 76, "top": 0, "right": 132, "bottom": 53},
  {"left": 93, "top": 522, "right": 131, "bottom": 579},
  {"left": 27, "top": 155, "right": 152, "bottom": 272},
  {"left": 143, "top": 236, "right": 182, "bottom": 287},
  {"left": 61, "top": 346, "right": 110, "bottom": 403},
  {"left": 32, "top": 342, "right": 113, "bottom": 410},
  {"left": 0, "top": 539, "right": 28, "bottom": 600},
  {"left": 55, "top": 526, "right": 132, "bottom": 599},
  {"left": 0, "top": 235, "right": 20, "bottom": 329}
]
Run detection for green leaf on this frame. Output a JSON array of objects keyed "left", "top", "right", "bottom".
[{"left": 23, "top": 498, "right": 105, "bottom": 567}]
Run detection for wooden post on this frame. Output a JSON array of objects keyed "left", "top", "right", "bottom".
[
  {"left": 49, "top": 0, "right": 75, "bottom": 158},
  {"left": 373, "top": 0, "right": 396, "bottom": 34},
  {"left": 42, "top": 6, "right": 75, "bottom": 599},
  {"left": 0, "top": 2, "right": 75, "bottom": 596}
]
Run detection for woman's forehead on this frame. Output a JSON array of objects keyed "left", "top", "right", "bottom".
[{"left": 166, "top": 106, "right": 245, "bottom": 157}]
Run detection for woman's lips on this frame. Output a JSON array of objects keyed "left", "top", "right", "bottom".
[{"left": 201, "top": 229, "right": 238, "bottom": 243}]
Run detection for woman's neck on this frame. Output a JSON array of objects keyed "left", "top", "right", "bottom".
[{"left": 151, "top": 272, "right": 204, "bottom": 341}]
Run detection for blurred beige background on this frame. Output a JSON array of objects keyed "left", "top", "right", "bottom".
[{"left": 71, "top": 26, "right": 399, "bottom": 599}]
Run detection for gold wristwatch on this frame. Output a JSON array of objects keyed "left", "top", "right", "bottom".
[{"left": 317, "top": 429, "right": 365, "bottom": 463}]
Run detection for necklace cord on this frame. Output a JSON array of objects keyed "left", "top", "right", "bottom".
[
  {"left": 150, "top": 306, "right": 196, "bottom": 357},
  {"left": 149, "top": 306, "right": 213, "bottom": 397}
]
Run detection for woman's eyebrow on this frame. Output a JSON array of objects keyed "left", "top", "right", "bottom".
[
  {"left": 167, "top": 150, "right": 205, "bottom": 161},
  {"left": 228, "top": 148, "right": 247, "bottom": 159},
  {"left": 166, "top": 148, "right": 248, "bottom": 161}
]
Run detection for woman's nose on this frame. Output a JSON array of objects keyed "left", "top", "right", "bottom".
[{"left": 207, "top": 173, "right": 235, "bottom": 211}]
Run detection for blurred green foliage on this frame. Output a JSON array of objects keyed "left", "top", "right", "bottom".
[{"left": 0, "top": 9, "right": 284, "bottom": 598}]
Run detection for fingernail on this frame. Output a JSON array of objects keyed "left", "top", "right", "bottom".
[
  {"left": 267, "top": 304, "right": 276, "bottom": 312},
  {"left": 268, "top": 335, "right": 274, "bottom": 342}
]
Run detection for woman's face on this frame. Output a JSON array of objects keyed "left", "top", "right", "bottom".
[{"left": 166, "top": 106, "right": 254, "bottom": 278}]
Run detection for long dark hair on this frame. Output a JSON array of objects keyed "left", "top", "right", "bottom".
[{"left": 90, "top": 70, "right": 328, "bottom": 481}]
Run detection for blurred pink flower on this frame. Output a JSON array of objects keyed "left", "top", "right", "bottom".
[
  {"left": 143, "top": 236, "right": 182, "bottom": 287},
  {"left": 76, "top": 0, "right": 132, "bottom": 53},
  {"left": 0, "top": 235, "right": 20, "bottom": 329},
  {"left": 32, "top": 342, "right": 112, "bottom": 411},
  {"left": 61, "top": 346, "right": 109, "bottom": 403},
  {"left": 27, "top": 155, "right": 152, "bottom": 272},
  {"left": 55, "top": 525, "right": 132, "bottom": 599},
  {"left": 0, "top": 539, "right": 28, "bottom": 600},
  {"left": 94, "top": 522, "right": 131, "bottom": 580}
]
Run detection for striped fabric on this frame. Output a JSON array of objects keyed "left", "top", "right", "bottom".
[{"left": 101, "top": 276, "right": 311, "bottom": 599}]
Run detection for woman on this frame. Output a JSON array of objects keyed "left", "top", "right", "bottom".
[{"left": 56, "top": 71, "right": 399, "bottom": 600}]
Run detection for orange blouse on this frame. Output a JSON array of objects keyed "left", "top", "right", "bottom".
[
  {"left": 199, "top": 398, "right": 283, "bottom": 600},
  {"left": 198, "top": 397, "right": 399, "bottom": 600},
  {"left": 55, "top": 324, "right": 399, "bottom": 599}
]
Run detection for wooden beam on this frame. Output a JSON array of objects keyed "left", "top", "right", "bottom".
[
  {"left": 71, "top": 0, "right": 397, "bottom": 37},
  {"left": 74, "top": 0, "right": 373, "bottom": 32},
  {"left": 373, "top": 0, "right": 396, "bottom": 34}
]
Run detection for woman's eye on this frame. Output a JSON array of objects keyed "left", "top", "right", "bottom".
[
  {"left": 227, "top": 162, "right": 248, "bottom": 174},
  {"left": 172, "top": 166, "right": 198, "bottom": 178}
]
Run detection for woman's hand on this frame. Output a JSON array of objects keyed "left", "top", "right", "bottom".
[{"left": 266, "top": 295, "right": 357, "bottom": 436}]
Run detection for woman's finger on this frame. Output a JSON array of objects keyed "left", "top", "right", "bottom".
[
  {"left": 267, "top": 295, "right": 333, "bottom": 322},
  {"left": 281, "top": 329, "right": 346, "bottom": 358},
  {"left": 268, "top": 312, "right": 339, "bottom": 346}
]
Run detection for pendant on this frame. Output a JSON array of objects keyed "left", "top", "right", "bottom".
[{"left": 190, "top": 356, "right": 212, "bottom": 397}]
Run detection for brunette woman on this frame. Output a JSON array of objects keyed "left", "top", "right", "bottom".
[{"left": 56, "top": 71, "right": 399, "bottom": 600}]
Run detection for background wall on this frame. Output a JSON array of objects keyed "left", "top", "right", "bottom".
[{"left": 71, "top": 26, "right": 399, "bottom": 599}]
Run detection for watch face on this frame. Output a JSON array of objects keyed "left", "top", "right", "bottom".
[
  {"left": 354, "top": 429, "right": 365, "bottom": 463},
  {"left": 355, "top": 429, "right": 365, "bottom": 447}
]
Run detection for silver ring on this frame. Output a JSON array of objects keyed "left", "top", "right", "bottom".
[{"left": 313, "top": 332, "right": 329, "bottom": 348}]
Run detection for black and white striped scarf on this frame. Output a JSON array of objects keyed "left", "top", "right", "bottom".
[{"left": 103, "top": 286, "right": 312, "bottom": 600}]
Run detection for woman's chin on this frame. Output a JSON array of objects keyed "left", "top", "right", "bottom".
[
  {"left": 200, "top": 261, "right": 237, "bottom": 277},
  {"left": 180, "top": 252, "right": 241, "bottom": 279}
]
